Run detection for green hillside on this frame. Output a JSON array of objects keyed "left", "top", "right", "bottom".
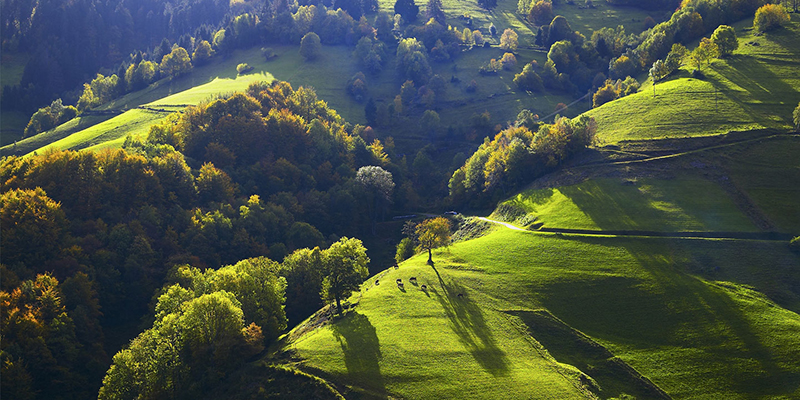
[
  {"left": 286, "top": 226, "right": 800, "bottom": 399},
  {"left": 587, "top": 20, "right": 800, "bottom": 143}
]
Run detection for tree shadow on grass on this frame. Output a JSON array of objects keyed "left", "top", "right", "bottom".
[
  {"left": 429, "top": 265, "right": 509, "bottom": 376},
  {"left": 544, "top": 234, "right": 800, "bottom": 397},
  {"left": 330, "top": 312, "right": 387, "bottom": 398}
]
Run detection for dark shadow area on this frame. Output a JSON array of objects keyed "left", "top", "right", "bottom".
[
  {"left": 430, "top": 265, "right": 509, "bottom": 376},
  {"left": 709, "top": 54, "right": 800, "bottom": 129},
  {"left": 330, "top": 312, "right": 387, "bottom": 398},
  {"left": 508, "top": 310, "right": 670, "bottom": 400}
]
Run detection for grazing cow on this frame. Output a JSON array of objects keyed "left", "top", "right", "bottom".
[
  {"left": 421, "top": 284, "right": 427, "bottom": 290},
  {"left": 410, "top": 277, "right": 417, "bottom": 282},
  {"left": 396, "top": 278, "right": 402, "bottom": 283}
]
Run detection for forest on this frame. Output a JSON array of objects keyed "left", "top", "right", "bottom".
[{"left": 2, "top": 0, "right": 799, "bottom": 398}]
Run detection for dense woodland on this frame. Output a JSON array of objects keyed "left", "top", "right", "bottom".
[{"left": 2, "top": 0, "right": 798, "bottom": 398}]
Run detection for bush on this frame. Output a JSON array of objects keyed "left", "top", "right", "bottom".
[
  {"left": 236, "top": 63, "right": 254, "bottom": 75},
  {"left": 300, "top": 32, "right": 322, "bottom": 61},
  {"left": 501, "top": 53, "right": 517, "bottom": 70},
  {"left": 347, "top": 72, "right": 369, "bottom": 102},
  {"left": 514, "top": 63, "right": 544, "bottom": 92},
  {"left": 593, "top": 81, "right": 618, "bottom": 108},
  {"left": 395, "top": 237, "right": 416, "bottom": 263},
  {"left": 754, "top": 4, "right": 790, "bottom": 33},
  {"left": 793, "top": 102, "right": 800, "bottom": 132},
  {"left": 23, "top": 99, "right": 78, "bottom": 138}
]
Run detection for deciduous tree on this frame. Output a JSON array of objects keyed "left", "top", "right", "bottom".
[
  {"left": 416, "top": 217, "right": 451, "bottom": 265},
  {"left": 754, "top": 4, "right": 790, "bottom": 33},
  {"left": 300, "top": 32, "right": 322, "bottom": 61},
  {"left": 711, "top": 25, "right": 738, "bottom": 57},
  {"left": 500, "top": 28, "right": 519, "bottom": 51},
  {"left": 321, "top": 237, "right": 369, "bottom": 314},
  {"left": 649, "top": 59, "right": 670, "bottom": 97}
]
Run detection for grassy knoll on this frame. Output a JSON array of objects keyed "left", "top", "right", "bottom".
[
  {"left": 289, "top": 227, "right": 800, "bottom": 399},
  {"left": 494, "top": 177, "right": 758, "bottom": 232},
  {"left": 590, "top": 20, "right": 800, "bottom": 143}
]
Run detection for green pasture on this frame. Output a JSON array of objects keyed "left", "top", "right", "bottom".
[
  {"left": 592, "top": 19, "right": 800, "bottom": 143},
  {"left": 290, "top": 261, "right": 592, "bottom": 400},
  {"left": 715, "top": 134, "right": 800, "bottom": 233},
  {"left": 21, "top": 72, "right": 272, "bottom": 155},
  {"left": 290, "top": 226, "right": 800, "bottom": 399},
  {"left": 495, "top": 177, "right": 758, "bottom": 232}
]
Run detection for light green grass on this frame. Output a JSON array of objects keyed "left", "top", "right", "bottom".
[
  {"left": 291, "top": 262, "right": 592, "bottom": 400},
  {"left": 589, "top": 20, "right": 800, "bottom": 143},
  {"left": 496, "top": 177, "right": 758, "bottom": 232},
  {"left": 25, "top": 72, "right": 273, "bottom": 155},
  {"left": 291, "top": 227, "right": 800, "bottom": 399}
]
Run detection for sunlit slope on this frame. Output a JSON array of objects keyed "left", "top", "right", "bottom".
[
  {"left": 290, "top": 261, "right": 593, "bottom": 400},
  {"left": 587, "top": 20, "right": 800, "bottom": 143},
  {"left": 494, "top": 133, "right": 800, "bottom": 234},
  {"left": 495, "top": 177, "right": 758, "bottom": 232},
  {"left": 25, "top": 73, "right": 273, "bottom": 155},
  {"left": 293, "top": 227, "right": 800, "bottom": 399}
]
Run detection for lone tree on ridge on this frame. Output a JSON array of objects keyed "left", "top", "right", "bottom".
[{"left": 416, "top": 217, "right": 451, "bottom": 265}]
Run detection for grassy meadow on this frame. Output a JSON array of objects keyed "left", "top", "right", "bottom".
[
  {"left": 289, "top": 226, "right": 800, "bottom": 399},
  {"left": 714, "top": 134, "right": 800, "bottom": 233},
  {"left": 495, "top": 176, "right": 758, "bottom": 232},
  {"left": 590, "top": 19, "right": 800, "bottom": 143}
]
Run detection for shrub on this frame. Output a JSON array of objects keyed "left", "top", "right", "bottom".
[
  {"left": 479, "top": 58, "right": 502, "bottom": 75},
  {"left": 501, "top": 53, "right": 517, "bottom": 70},
  {"left": 593, "top": 81, "right": 618, "bottom": 108},
  {"left": 347, "top": 72, "right": 369, "bottom": 102},
  {"left": 754, "top": 4, "right": 790, "bottom": 33},
  {"left": 514, "top": 63, "right": 544, "bottom": 92},
  {"left": 300, "top": 32, "right": 322, "bottom": 61},
  {"left": 466, "top": 80, "right": 478, "bottom": 93},
  {"left": 711, "top": 25, "right": 738, "bottom": 57},
  {"left": 395, "top": 237, "right": 416, "bottom": 263},
  {"left": 236, "top": 63, "right": 254, "bottom": 75},
  {"left": 24, "top": 99, "right": 78, "bottom": 138}
]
